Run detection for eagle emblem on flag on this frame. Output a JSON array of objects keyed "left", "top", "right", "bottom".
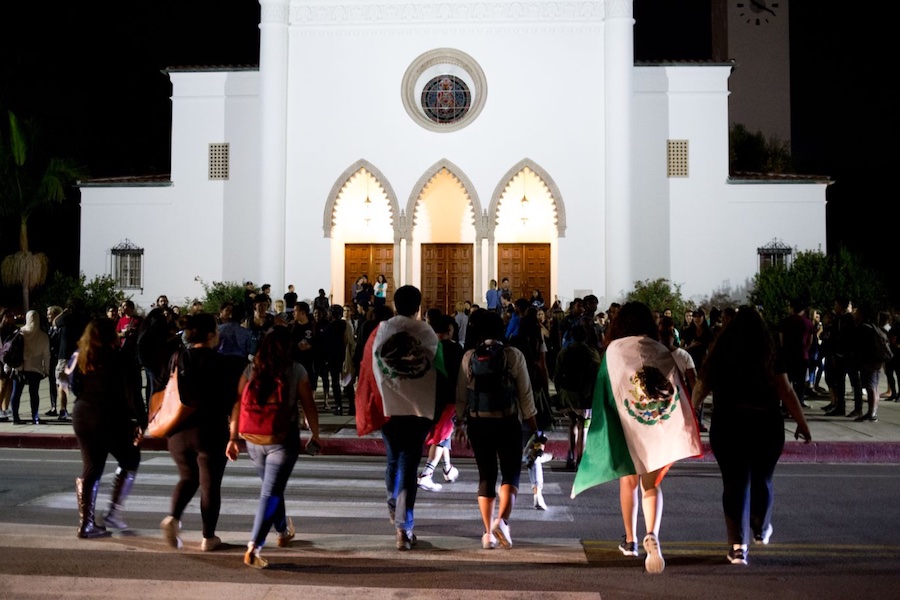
[{"left": 625, "top": 366, "right": 678, "bottom": 425}]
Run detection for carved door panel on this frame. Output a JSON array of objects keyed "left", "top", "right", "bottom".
[
  {"left": 497, "top": 243, "right": 551, "bottom": 303},
  {"left": 344, "top": 244, "right": 394, "bottom": 306},
  {"left": 421, "top": 244, "right": 473, "bottom": 315}
]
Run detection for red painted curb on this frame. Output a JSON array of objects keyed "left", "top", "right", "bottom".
[{"left": 1, "top": 433, "right": 899, "bottom": 463}]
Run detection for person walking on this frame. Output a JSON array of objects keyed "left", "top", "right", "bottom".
[
  {"left": 227, "top": 327, "right": 321, "bottom": 569},
  {"left": 355, "top": 285, "right": 444, "bottom": 550},
  {"left": 572, "top": 302, "right": 702, "bottom": 574},
  {"left": 455, "top": 310, "right": 538, "bottom": 549},
  {"left": 70, "top": 319, "right": 142, "bottom": 537},
  {"left": 160, "top": 313, "right": 234, "bottom": 552},
  {"left": 693, "top": 306, "right": 812, "bottom": 566}
]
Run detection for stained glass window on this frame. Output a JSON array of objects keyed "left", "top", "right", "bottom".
[{"left": 421, "top": 75, "right": 471, "bottom": 124}]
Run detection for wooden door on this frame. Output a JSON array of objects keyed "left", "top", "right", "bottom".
[
  {"left": 497, "top": 243, "right": 551, "bottom": 303},
  {"left": 344, "top": 244, "right": 394, "bottom": 306},
  {"left": 421, "top": 244, "right": 473, "bottom": 315}
]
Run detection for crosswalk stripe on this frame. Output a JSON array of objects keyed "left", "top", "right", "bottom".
[
  {"left": 23, "top": 492, "right": 574, "bottom": 522},
  {"left": 0, "top": 523, "right": 587, "bottom": 564},
  {"left": 2, "top": 574, "right": 598, "bottom": 600}
]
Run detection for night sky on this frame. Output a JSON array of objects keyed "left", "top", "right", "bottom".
[{"left": 1, "top": 1, "right": 896, "bottom": 304}]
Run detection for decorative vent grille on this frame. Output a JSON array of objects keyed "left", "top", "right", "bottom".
[
  {"left": 209, "top": 143, "right": 229, "bottom": 180},
  {"left": 667, "top": 140, "right": 689, "bottom": 177},
  {"left": 111, "top": 239, "right": 144, "bottom": 291}
]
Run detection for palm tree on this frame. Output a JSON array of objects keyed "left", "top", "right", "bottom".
[{"left": 0, "top": 109, "right": 85, "bottom": 311}]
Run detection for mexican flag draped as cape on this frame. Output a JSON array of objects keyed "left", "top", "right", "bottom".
[{"left": 571, "top": 336, "right": 703, "bottom": 498}]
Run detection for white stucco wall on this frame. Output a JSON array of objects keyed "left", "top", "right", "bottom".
[
  {"left": 77, "top": 1, "right": 826, "bottom": 312},
  {"left": 282, "top": 18, "right": 606, "bottom": 305}
]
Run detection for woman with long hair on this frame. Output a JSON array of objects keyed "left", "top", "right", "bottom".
[
  {"left": 455, "top": 310, "right": 538, "bottom": 549},
  {"left": 572, "top": 302, "right": 701, "bottom": 574},
  {"left": 160, "top": 313, "right": 234, "bottom": 552},
  {"left": 71, "top": 319, "right": 142, "bottom": 538},
  {"left": 693, "top": 306, "right": 811, "bottom": 565},
  {"left": 227, "top": 326, "right": 321, "bottom": 569}
]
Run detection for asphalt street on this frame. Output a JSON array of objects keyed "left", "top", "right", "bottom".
[{"left": 0, "top": 448, "right": 898, "bottom": 599}]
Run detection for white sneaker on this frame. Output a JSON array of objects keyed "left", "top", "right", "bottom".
[
  {"left": 160, "top": 516, "right": 183, "bottom": 550},
  {"left": 754, "top": 523, "right": 773, "bottom": 545},
  {"left": 481, "top": 532, "right": 498, "bottom": 549},
  {"left": 492, "top": 518, "right": 512, "bottom": 549},
  {"left": 533, "top": 487, "right": 548, "bottom": 510},
  {"left": 201, "top": 536, "right": 221, "bottom": 551},
  {"left": 536, "top": 452, "right": 554, "bottom": 464},
  {"left": 417, "top": 474, "right": 443, "bottom": 492},
  {"left": 442, "top": 466, "right": 459, "bottom": 483},
  {"left": 643, "top": 533, "right": 665, "bottom": 574}
]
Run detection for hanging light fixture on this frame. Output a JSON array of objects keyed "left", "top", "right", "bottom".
[
  {"left": 520, "top": 171, "right": 528, "bottom": 226},
  {"left": 363, "top": 169, "right": 372, "bottom": 226}
]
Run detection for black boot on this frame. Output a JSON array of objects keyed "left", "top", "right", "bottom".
[
  {"left": 104, "top": 468, "right": 137, "bottom": 529},
  {"left": 76, "top": 478, "right": 110, "bottom": 539}
]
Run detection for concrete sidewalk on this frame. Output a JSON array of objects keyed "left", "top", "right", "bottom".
[{"left": 2, "top": 377, "right": 899, "bottom": 463}]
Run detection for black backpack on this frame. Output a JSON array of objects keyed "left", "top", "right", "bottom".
[
  {"left": 467, "top": 342, "right": 518, "bottom": 417},
  {"left": 0, "top": 329, "right": 24, "bottom": 369}
]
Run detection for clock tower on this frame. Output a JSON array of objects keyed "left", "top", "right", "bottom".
[{"left": 727, "top": 0, "right": 792, "bottom": 144}]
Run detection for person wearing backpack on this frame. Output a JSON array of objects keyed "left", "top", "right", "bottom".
[
  {"left": 9, "top": 310, "right": 50, "bottom": 425},
  {"left": 159, "top": 313, "right": 234, "bottom": 553},
  {"left": 455, "top": 310, "right": 538, "bottom": 549},
  {"left": 227, "top": 326, "right": 321, "bottom": 569}
]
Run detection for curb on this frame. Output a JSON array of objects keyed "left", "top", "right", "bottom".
[{"left": 2, "top": 433, "right": 899, "bottom": 463}]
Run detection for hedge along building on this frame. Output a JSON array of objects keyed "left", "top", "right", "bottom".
[{"left": 78, "top": 0, "right": 827, "bottom": 313}]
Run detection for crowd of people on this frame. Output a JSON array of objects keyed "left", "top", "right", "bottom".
[{"left": 7, "top": 278, "right": 897, "bottom": 572}]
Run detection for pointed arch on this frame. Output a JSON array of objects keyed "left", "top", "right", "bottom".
[
  {"left": 405, "top": 158, "right": 485, "bottom": 239},
  {"left": 323, "top": 159, "right": 402, "bottom": 241},
  {"left": 489, "top": 159, "right": 567, "bottom": 239}
]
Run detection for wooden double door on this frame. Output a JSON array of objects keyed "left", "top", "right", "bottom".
[
  {"left": 344, "top": 244, "right": 394, "bottom": 307},
  {"left": 421, "top": 244, "right": 473, "bottom": 316},
  {"left": 497, "top": 243, "right": 551, "bottom": 303}
]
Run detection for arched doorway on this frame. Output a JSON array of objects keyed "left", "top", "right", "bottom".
[{"left": 410, "top": 165, "right": 478, "bottom": 315}]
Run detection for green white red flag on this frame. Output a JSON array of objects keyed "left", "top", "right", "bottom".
[{"left": 571, "top": 335, "right": 703, "bottom": 498}]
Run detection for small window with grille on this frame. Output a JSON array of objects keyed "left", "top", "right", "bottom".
[
  {"left": 111, "top": 239, "right": 144, "bottom": 291},
  {"left": 209, "top": 143, "right": 229, "bottom": 180},
  {"left": 667, "top": 140, "right": 689, "bottom": 177},
  {"left": 757, "top": 239, "right": 792, "bottom": 272}
]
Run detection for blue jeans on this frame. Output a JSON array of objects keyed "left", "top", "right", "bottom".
[
  {"left": 246, "top": 439, "right": 300, "bottom": 547},
  {"left": 381, "top": 415, "right": 432, "bottom": 532}
]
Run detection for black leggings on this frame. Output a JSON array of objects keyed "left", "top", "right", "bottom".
[
  {"left": 167, "top": 427, "right": 228, "bottom": 538},
  {"left": 467, "top": 415, "right": 522, "bottom": 497},
  {"left": 72, "top": 401, "right": 141, "bottom": 489}
]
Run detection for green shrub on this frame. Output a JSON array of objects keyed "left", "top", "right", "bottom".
[
  {"left": 197, "top": 278, "right": 245, "bottom": 316},
  {"left": 749, "top": 248, "right": 888, "bottom": 327},
  {"left": 625, "top": 278, "right": 690, "bottom": 319},
  {"left": 33, "top": 271, "right": 128, "bottom": 318}
]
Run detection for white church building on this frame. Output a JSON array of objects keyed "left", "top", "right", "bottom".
[{"left": 78, "top": 0, "right": 827, "bottom": 314}]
